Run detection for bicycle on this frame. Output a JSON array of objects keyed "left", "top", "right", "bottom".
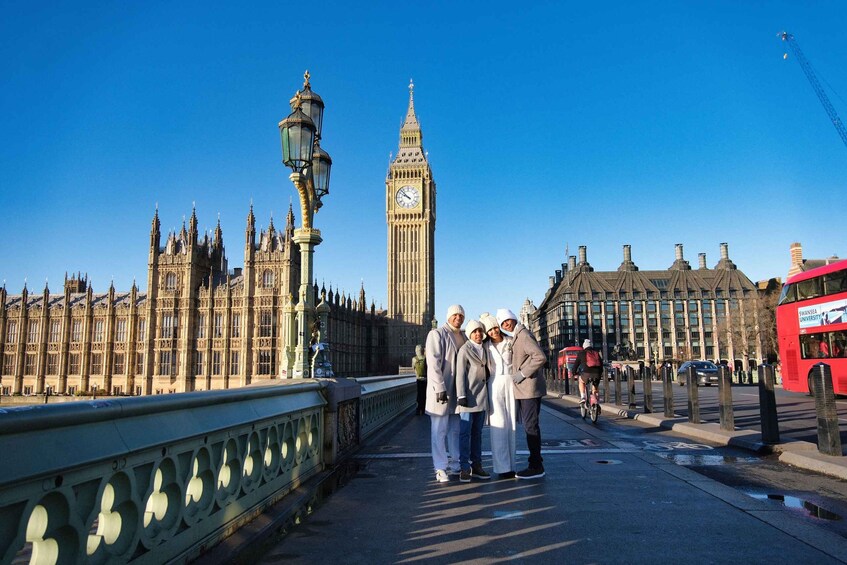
[{"left": 579, "top": 379, "right": 601, "bottom": 424}]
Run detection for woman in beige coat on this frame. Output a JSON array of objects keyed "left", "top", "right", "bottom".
[{"left": 455, "top": 320, "right": 491, "bottom": 482}]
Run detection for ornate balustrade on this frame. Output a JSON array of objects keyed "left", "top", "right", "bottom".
[{"left": 0, "top": 374, "right": 413, "bottom": 564}]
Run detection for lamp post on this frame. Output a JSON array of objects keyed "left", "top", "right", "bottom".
[{"left": 279, "top": 71, "right": 332, "bottom": 378}]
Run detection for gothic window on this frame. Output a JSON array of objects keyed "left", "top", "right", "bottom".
[
  {"left": 136, "top": 353, "right": 144, "bottom": 374},
  {"left": 47, "top": 354, "right": 58, "bottom": 375},
  {"left": 49, "top": 320, "right": 61, "bottom": 343},
  {"left": 262, "top": 270, "right": 275, "bottom": 288},
  {"left": 113, "top": 353, "right": 125, "bottom": 374},
  {"left": 71, "top": 320, "right": 82, "bottom": 342},
  {"left": 158, "top": 351, "right": 172, "bottom": 375},
  {"left": 3, "top": 355, "right": 14, "bottom": 375},
  {"left": 6, "top": 321, "right": 17, "bottom": 344},
  {"left": 212, "top": 351, "right": 222, "bottom": 375},
  {"left": 69, "top": 354, "right": 80, "bottom": 374},
  {"left": 197, "top": 315, "right": 206, "bottom": 339},
  {"left": 93, "top": 319, "right": 104, "bottom": 342},
  {"left": 230, "top": 351, "right": 240, "bottom": 374},
  {"left": 258, "top": 350, "right": 274, "bottom": 375},
  {"left": 165, "top": 273, "right": 177, "bottom": 290},
  {"left": 195, "top": 352, "right": 204, "bottom": 375},
  {"left": 116, "top": 319, "right": 127, "bottom": 342},
  {"left": 25, "top": 354, "right": 36, "bottom": 374},
  {"left": 231, "top": 314, "right": 241, "bottom": 338},
  {"left": 91, "top": 353, "right": 102, "bottom": 374},
  {"left": 214, "top": 314, "right": 223, "bottom": 338},
  {"left": 27, "top": 321, "right": 39, "bottom": 343},
  {"left": 259, "top": 311, "right": 274, "bottom": 338},
  {"left": 138, "top": 319, "right": 146, "bottom": 341},
  {"left": 162, "top": 314, "right": 175, "bottom": 338}
]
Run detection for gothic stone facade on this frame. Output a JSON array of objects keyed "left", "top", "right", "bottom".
[{"left": 528, "top": 243, "right": 764, "bottom": 369}]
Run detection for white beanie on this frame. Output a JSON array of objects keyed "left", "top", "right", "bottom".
[
  {"left": 496, "top": 308, "right": 517, "bottom": 325},
  {"left": 465, "top": 320, "right": 484, "bottom": 339},
  {"left": 583, "top": 339, "right": 592, "bottom": 348},
  {"left": 481, "top": 314, "right": 499, "bottom": 333},
  {"left": 447, "top": 304, "right": 465, "bottom": 318}
]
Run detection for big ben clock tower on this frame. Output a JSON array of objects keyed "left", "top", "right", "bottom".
[{"left": 386, "top": 80, "right": 435, "bottom": 347}]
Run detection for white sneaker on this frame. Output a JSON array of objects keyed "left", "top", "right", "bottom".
[{"left": 435, "top": 469, "right": 449, "bottom": 483}]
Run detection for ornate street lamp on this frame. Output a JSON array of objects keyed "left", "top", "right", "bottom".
[{"left": 279, "top": 70, "right": 333, "bottom": 378}]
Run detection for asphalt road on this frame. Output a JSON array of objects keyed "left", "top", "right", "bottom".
[{"left": 547, "top": 377, "right": 847, "bottom": 451}]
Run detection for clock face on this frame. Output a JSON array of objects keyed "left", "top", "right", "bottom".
[{"left": 395, "top": 185, "right": 420, "bottom": 209}]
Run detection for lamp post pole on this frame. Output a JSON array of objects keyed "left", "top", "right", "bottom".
[{"left": 279, "top": 71, "right": 332, "bottom": 378}]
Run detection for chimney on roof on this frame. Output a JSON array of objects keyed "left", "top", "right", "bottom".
[
  {"left": 578, "top": 245, "right": 587, "bottom": 265},
  {"left": 549, "top": 276, "right": 555, "bottom": 289},
  {"left": 624, "top": 244, "right": 632, "bottom": 263},
  {"left": 698, "top": 253, "right": 707, "bottom": 269},
  {"left": 790, "top": 242, "right": 802, "bottom": 268},
  {"left": 720, "top": 242, "right": 729, "bottom": 260},
  {"left": 670, "top": 244, "right": 691, "bottom": 270},
  {"left": 568, "top": 256, "right": 576, "bottom": 271},
  {"left": 618, "top": 244, "right": 638, "bottom": 272},
  {"left": 675, "top": 244, "right": 684, "bottom": 262}
]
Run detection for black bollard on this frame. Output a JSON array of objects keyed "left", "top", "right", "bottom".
[
  {"left": 564, "top": 367, "right": 570, "bottom": 396},
  {"left": 614, "top": 367, "right": 622, "bottom": 406},
  {"left": 644, "top": 365, "right": 653, "bottom": 414},
  {"left": 627, "top": 366, "right": 636, "bottom": 409},
  {"left": 603, "top": 367, "right": 611, "bottom": 404},
  {"left": 811, "top": 363, "right": 841, "bottom": 456},
  {"left": 718, "top": 365, "right": 734, "bottom": 431},
  {"left": 758, "top": 364, "right": 779, "bottom": 443},
  {"left": 686, "top": 365, "right": 700, "bottom": 424},
  {"left": 662, "top": 364, "right": 674, "bottom": 418}
]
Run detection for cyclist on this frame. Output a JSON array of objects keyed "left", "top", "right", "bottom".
[{"left": 574, "top": 339, "right": 604, "bottom": 405}]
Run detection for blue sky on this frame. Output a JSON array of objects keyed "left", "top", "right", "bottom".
[{"left": 1, "top": 1, "right": 845, "bottom": 326}]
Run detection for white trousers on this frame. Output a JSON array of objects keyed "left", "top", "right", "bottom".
[
  {"left": 430, "top": 413, "right": 461, "bottom": 472},
  {"left": 489, "top": 372, "right": 517, "bottom": 474}
]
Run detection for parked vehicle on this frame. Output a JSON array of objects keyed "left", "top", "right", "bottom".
[{"left": 677, "top": 361, "right": 719, "bottom": 386}]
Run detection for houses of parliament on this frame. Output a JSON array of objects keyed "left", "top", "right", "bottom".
[{"left": 0, "top": 84, "right": 435, "bottom": 396}]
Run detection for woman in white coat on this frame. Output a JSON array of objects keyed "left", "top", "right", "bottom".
[{"left": 481, "top": 313, "right": 517, "bottom": 479}]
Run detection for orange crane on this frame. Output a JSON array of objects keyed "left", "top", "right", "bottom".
[{"left": 780, "top": 31, "right": 847, "bottom": 149}]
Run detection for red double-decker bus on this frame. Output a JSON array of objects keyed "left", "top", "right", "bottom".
[
  {"left": 557, "top": 346, "right": 583, "bottom": 381},
  {"left": 777, "top": 258, "right": 847, "bottom": 394}
]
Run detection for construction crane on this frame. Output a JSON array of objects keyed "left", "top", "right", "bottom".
[{"left": 780, "top": 31, "right": 847, "bottom": 149}]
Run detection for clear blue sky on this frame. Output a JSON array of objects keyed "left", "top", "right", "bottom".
[{"left": 2, "top": 1, "right": 845, "bottom": 325}]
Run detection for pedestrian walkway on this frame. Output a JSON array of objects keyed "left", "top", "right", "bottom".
[{"left": 253, "top": 403, "right": 847, "bottom": 564}]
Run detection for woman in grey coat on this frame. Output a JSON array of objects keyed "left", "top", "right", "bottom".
[{"left": 455, "top": 320, "right": 491, "bottom": 482}]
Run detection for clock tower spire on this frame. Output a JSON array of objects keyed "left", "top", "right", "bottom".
[{"left": 386, "top": 80, "right": 436, "bottom": 353}]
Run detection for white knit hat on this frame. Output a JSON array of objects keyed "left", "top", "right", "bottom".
[
  {"left": 583, "top": 339, "right": 592, "bottom": 348},
  {"left": 496, "top": 308, "right": 517, "bottom": 325},
  {"left": 447, "top": 304, "right": 465, "bottom": 318},
  {"left": 465, "top": 320, "right": 484, "bottom": 339},
  {"left": 481, "top": 314, "right": 499, "bottom": 333}
]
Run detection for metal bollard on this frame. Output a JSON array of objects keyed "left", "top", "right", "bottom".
[
  {"left": 662, "top": 364, "right": 674, "bottom": 417},
  {"left": 627, "top": 366, "right": 636, "bottom": 409},
  {"left": 644, "top": 365, "right": 653, "bottom": 414},
  {"left": 686, "top": 365, "right": 700, "bottom": 424},
  {"left": 758, "top": 364, "right": 779, "bottom": 443},
  {"left": 603, "top": 367, "right": 611, "bottom": 404},
  {"left": 811, "top": 363, "right": 841, "bottom": 456},
  {"left": 564, "top": 367, "right": 570, "bottom": 396},
  {"left": 614, "top": 367, "right": 622, "bottom": 406},
  {"left": 718, "top": 365, "right": 734, "bottom": 431}
]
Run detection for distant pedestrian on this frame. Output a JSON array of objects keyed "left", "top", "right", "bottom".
[
  {"left": 497, "top": 308, "right": 547, "bottom": 479},
  {"left": 426, "top": 304, "right": 467, "bottom": 483},
  {"left": 455, "top": 320, "right": 491, "bottom": 482},
  {"left": 413, "top": 344, "right": 427, "bottom": 415}
]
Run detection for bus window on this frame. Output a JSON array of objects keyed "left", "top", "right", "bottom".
[
  {"left": 778, "top": 283, "right": 796, "bottom": 305},
  {"left": 796, "top": 277, "right": 823, "bottom": 301},
  {"left": 800, "top": 334, "right": 825, "bottom": 359},
  {"left": 833, "top": 331, "right": 847, "bottom": 358},
  {"left": 824, "top": 271, "right": 847, "bottom": 295}
]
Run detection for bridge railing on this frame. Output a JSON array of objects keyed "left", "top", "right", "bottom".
[{"left": 0, "top": 375, "right": 414, "bottom": 564}]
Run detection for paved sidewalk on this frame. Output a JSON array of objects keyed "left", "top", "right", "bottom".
[{"left": 254, "top": 403, "right": 847, "bottom": 564}]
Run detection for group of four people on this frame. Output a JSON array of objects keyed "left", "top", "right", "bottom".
[{"left": 424, "top": 304, "right": 547, "bottom": 483}]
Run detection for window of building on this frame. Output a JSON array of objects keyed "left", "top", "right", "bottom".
[
  {"left": 165, "top": 273, "right": 177, "bottom": 290},
  {"left": 6, "top": 321, "right": 17, "bottom": 344},
  {"left": 28, "top": 321, "right": 39, "bottom": 343},
  {"left": 162, "top": 314, "right": 177, "bottom": 338},
  {"left": 69, "top": 354, "right": 80, "bottom": 374},
  {"left": 212, "top": 351, "right": 222, "bottom": 375},
  {"left": 136, "top": 353, "right": 144, "bottom": 374},
  {"left": 195, "top": 352, "right": 204, "bottom": 375},
  {"left": 231, "top": 314, "right": 241, "bottom": 338},
  {"left": 214, "top": 314, "right": 223, "bottom": 338},
  {"left": 116, "top": 319, "right": 127, "bottom": 342},
  {"left": 197, "top": 315, "right": 206, "bottom": 339},
  {"left": 49, "top": 320, "right": 61, "bottom": 343},
  {"left": 25, "top": 354, "right": 36, "bottom": 374},
  {"left": 24, "top": 386, "right": 33, "bottom": 395},
  {"left": 72, "top": 319, "right": 82, "bottom": 342},
  {"left": 158, "top": 351, "right": 172, "bottom": 375},
  {"left": 262, "top": 270, "right": 275, "bottom": 288},
  {"left": 230, "top": 351, "right": 240, "bottom": 374},
  {"left": 3, "top": 354, "right": 14, "bottom": 375},
  {"left": 93, "top": 319, "right": 104, "bottom": 342},
  {"left": 91, "top": 353, "right": 102, "bottom": 374},
  {"left": 113, "top": 353, "right": 125, "bottom": 374},
  {"left": 138, "top": 318, "right": 146, "bottom": 341},
  {"left": 259, "top": 311, "right": 274, "bottom": 338},
  {"left": 47, "top": 354, "right": 58, "bottom": 374},
  {"left": 257, "top": 350, "right": 275, "bottom": 375}
]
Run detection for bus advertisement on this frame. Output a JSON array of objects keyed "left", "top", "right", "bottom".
[{"left": 777, "top": 259, "right": 847, "bottom": 394}]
